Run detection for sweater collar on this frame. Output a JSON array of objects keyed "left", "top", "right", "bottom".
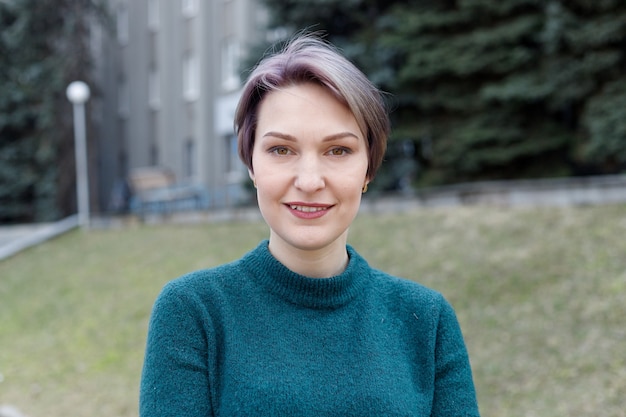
[{"left": 242, "top": 240, "right": 370, "bottom": 309}]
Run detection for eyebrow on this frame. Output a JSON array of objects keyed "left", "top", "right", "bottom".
[{"left": 261, "top": 131, "right": 360, "bottom": 142}]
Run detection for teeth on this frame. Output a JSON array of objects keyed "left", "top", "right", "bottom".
[{"left": 290, "top": 205, "right": 327, "bottom": 212}]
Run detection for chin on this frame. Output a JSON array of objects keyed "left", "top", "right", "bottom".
[{"left": 277, "top": 231, "right": 348, "bottom": 253}]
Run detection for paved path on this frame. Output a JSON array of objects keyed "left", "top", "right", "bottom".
[
  {"left": 0, "top": 224, "right": 50, "bottom": 247},
  {"left": 0, "top": 215, "right": 78, "bottom": 261}
]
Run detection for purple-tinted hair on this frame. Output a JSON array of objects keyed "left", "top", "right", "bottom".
[{"left": 234, "top": 34, "right": 389, "bottom": 180}]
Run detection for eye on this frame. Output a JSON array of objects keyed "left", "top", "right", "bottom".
[
  {"left": 269, "top": 146, "right": 291, "bottom": 156},
  {"left": 328, "top": 147, "right": 351, "bottom": 156}
]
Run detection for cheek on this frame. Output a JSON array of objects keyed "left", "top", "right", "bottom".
[
  {"left": 334, "top": 172, "right": 367, "bottom": 197},
  {"left": 346, "top": 155, "right": 369, "bottom": 184}
]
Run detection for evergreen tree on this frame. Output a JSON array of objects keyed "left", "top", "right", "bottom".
[
  {"left": 0, "top": 0, "right": 107, "bottom": 223},
  {"left": 258, "top": 0, "right": 626, "bottom": 186}
]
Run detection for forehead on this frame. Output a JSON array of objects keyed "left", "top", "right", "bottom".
[{"left": 255, "top": 83, "right": 363, "bottom": 138}]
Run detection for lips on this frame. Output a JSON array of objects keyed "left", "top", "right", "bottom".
[
  {"left": 289, "top": 205, "right": 328, "bottom": 213},
  {"left": 285, "top": 203, "right": 332, "bottom": 219}
]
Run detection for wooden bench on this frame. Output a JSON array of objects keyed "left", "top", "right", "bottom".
[{"left": 127, "top": 167, "right": 206, "bottom": 215}]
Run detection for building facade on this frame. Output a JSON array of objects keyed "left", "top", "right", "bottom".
[{"left": 93, "top": 0, "right": 268, "bottom": 212}]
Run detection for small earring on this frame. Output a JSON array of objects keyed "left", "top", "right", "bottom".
[{"left": 362, "top": 183, "right": 368, "bottom": 193}]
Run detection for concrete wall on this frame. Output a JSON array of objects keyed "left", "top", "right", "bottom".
[{"left": 361, "top": 175, "right": 626, "bottom": 214}]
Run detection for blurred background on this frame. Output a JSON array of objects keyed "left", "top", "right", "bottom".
[
  {"left": 1, "top": 0, "right": 625, "bottom": 224},
  {"left": 2, "top": 3, "right": 626, "bottom": 416}
]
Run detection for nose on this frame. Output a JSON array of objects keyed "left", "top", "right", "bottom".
[{"left": 294, "top": 154, "right": 325, "bottom": 192}]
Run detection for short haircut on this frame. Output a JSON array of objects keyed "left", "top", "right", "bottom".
[{"left": 234, "top": 34, "right": 389, "bottom": 180}]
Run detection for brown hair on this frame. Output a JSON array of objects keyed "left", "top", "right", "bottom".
[{"left": 234, "top": 34, "right": 389, "bottom": 180}]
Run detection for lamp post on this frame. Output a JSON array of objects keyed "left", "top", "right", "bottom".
[{"left": 66, "top": 81, "right": 91, "bottom": 229}]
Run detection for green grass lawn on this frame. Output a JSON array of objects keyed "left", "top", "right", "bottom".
[{"left": 1, "top": 205, "right": 625, "bottom": 417}]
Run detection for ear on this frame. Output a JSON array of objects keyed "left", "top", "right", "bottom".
[
  {"left": 363, "top": 175, "right": 372, "bottom": 193},
  {"left": 248, "top": 169, "right": 257, "bottom": 189}
]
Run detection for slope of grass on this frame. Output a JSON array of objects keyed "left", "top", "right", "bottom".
[{"left": 1, "top": 205, "right": 625, "bottom": 416}]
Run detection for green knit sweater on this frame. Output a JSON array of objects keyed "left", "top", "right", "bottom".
[{"left": 140, "top": 241, "right": 479, "bottom": 416}]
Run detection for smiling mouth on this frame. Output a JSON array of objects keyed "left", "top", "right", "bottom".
[{"left": 288, "top": 205, "right": 329, "bottom": 212}]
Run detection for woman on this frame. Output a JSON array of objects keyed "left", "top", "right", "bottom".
[{"left": 140, "top": 34, "right": 480, "bottom": 416}]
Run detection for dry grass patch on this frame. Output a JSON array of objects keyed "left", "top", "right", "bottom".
[{"left": 1, "top": 205, "right": 625, "bottom": 416}]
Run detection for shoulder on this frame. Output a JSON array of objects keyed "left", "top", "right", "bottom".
[
  {"left": 146, "top": 259, "right": 252, "bottom": 340},
  {"left": 360, "top": 267, "right": 466, "bottom": 355},
  {"left": 158, "top": 257, "right": 245, "bottom": 303},
  {"left": 370, "top": 267, "right": 444, "bottom": 303},
  {"left": 152, "top": 241, "right": 271, "bottom": 315},
  {"left": 347, "top": 245, "right": 451, "bottom": 314},
  {"left": 365, "top": 266, "right": 457, "bottom": 322}
]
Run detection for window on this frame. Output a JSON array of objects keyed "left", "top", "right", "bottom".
[
  {"left": 149, "top": 112, "right": 159, "bottom": 166},
  {"left": 118, "top": 149, "right": 128, "bottom": 179},
  {"left": 224, "top": 134, "right": 240, "bottom": 174},
  {"left": 89, "top": 21, "right": 103, "bottom": 55},
  {"left": 182, "top": 52, "right": 199, "bottom": 101},
  {"left": 150, "top": 143, "right": 159, "bottom": 166},
  {"left": 116, "top": 3, "right": 129, "bottom": 45},
  {"left": 148, "top": 0, "right": 160, "bottom": 31},
  {"left": 266, "top": 27, "right": 289, "bottom": 44},
  {"left": 221, "top": 38, "right": 240, "bottom": 91},
  {"left": 183, "top": 15, "right": 194, "bottom": 52},
  {"left": 117, "top": 78, "right": 130, "bottom": 118},
  {"left": 182, "top": 0, "right": 198, "bottom": 18},
  {"left": 148, "top": 67, "right": 160, "bottom": 109},
  {"left": 184, "top": 139, "right": 196, "bottom": 178}
]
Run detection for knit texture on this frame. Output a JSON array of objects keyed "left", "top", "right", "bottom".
[{"left": 140, "top": 241, "right": 480, "bottom": 416}]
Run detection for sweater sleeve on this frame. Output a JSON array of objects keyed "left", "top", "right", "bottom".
[
  {"left": 140, "top": 282, "right": 213, "bottom": 417},
  {"left": 431, "top": 298, "right": 480, "bottom": 416}
]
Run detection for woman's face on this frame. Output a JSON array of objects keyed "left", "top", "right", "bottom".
[{"left": 250, "top": 82, "right": 369, "bottom": 255}]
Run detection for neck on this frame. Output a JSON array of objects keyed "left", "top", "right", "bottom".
[{"left": 268, "top": 234, "right": 349, "bottom": 278}]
